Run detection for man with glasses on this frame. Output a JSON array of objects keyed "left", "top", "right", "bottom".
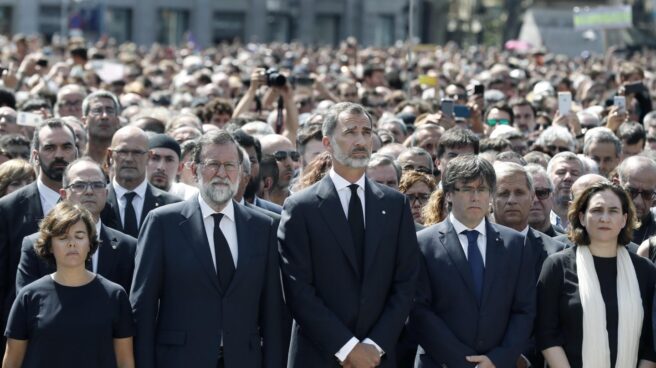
[
  {"left": 260, "top": 134, "right": 299, "bottom": 205},
  {"left": 397, "top": 147, "right": 434, "bottom": 176},
  {"left": 617, "top": 156, "right": 656, "bottom": 244},
  {"left": 82, "top": 90, "right": 121, "bottom": 164},
  {"left": 409, "top": 155, "right": 534, "bottom": 368},
  {"left": 131, "top": 130, "right": 287, "bottom": 368},
  {"left": 525, "top": 164, "right": 564, "bottom": 237},
  {"left": 16, "top": 157, "right": 136, "bottom": 294},
  {"left": 54, "top": 84, "right": 86, "bottom": 120},
  {"left": 101, "top": 126, "right": 180, "bottom": 237},
  {"left": 483, "top": 103, "right": 513, "bottom": 136}
]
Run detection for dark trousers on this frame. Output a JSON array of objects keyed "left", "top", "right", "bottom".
[{"left": 217, "top": 347, "right": 224, "bottom": 368}]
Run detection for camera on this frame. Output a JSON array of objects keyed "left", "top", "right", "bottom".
[{"left": 265, "top": 69, "right": 287, "bottom": 87}]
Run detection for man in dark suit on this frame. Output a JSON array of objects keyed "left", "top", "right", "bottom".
[
  {"left": 100, "top": 126, "right": 180, "bottom": 236},
  {"left": 278, "top": 102, "right": 419, "bottom": 367},
  {"left": 130, "top": 130, "right": 286, "bottom": 368},
  {"left": 16, "top": 157, "right": 136, "bottom": 293},
  {"left": 525, "top": 164, "right": 565, "bottom": 237},
  {"left": 0, "top": 118, "right": 78, "bottom": 356},
  {"left": 409, "top": 155, "right": 535, "bottom": 368}
]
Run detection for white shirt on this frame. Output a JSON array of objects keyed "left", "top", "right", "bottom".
[
  {"left": 36, "top": 178, "right": 60, "bottom": 216},
  {"left": 329, "top": 169, "right": 383, "bottom": 361},
  {"left": 169, "top": 181, "right": 199, "bottom": 200},
  {"left": 450, "top": 213, "right": 487, "bottom": 266},
  {"left": 92, "top": 220, "right": 101, "bottom": 273},
  {"left": 112, "top": 179, "right": 148, "bottom": 229},
  {"left": 329, "top": 168, "right": 366, "bottom": 224},
  {"left": 520, "top": 226, "right": 530, "bottom": 237},
  {"left": 198, "top": 195, "right": 238, "bottom": 269}
]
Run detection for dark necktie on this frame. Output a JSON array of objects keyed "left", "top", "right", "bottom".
[
  {"left": 463, "top": 230, "right": 484, "bottom": 303},
  {"left": 123, "top": 192, "right": 139, "bottom": 238},
  {"left": 347, "top": 184, "right": 365, "bottom": 272},
  {"left": 212, "top": 213, "right": 235, "bottom": 291}
]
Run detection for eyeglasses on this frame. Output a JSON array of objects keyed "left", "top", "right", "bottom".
[
  {"left": 534, "top": 188, "right": 552, "bottom": 200},
  {"left": 113, "top": 149, "right": 147, "bottom": 158},
  {"left": 485, "top": 119, "right": 510, "bottom": 127},
  {"left": 453, "top": 186, "right": 490, "bottom": 195},
  {"left": 406, "top": 193, "right": 430, "bottom": 204},
  {"left": 89, "top": 106, "right": 117, "bottom": 116},
  {"left": 547, "top": 145, "right": 571, "bottom": 153},
  {"left": 274, "top": 150, "right": 300, "bottom": 162},
  {"left": 66, "top": 181, "right": 106, "bottom": 193},
  {"left": 401, "top": 165, "right": 432, "bottom": 175},
  {"left": 199, "top": 160, "right": 240, "bottom": 175},
  {"left": 624, "top": 186, "right": 656, "bottom": 202}
]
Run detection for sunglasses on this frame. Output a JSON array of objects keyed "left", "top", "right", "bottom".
[
  {"left": 534, "top": 188, "right": 552, "bottom": 200},
  {"left": 274, "top": 150, "right": 300, "bottom": 162},
  {"left": 547, "top": 145, "right": 571, "bottom": 153},
  {"left": 624, "top": 186, "right": 656, "bottom": 202},
  {"left": 485, "top": 118, "right": 511, "bottom": 126}
]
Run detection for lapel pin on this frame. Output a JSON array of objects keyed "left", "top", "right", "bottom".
[
  {"left": 382, "top": 210, "right": 386, "bottom": 214},
  {"left": 156, "top": 202, "right": 160, "bottom": 207}
]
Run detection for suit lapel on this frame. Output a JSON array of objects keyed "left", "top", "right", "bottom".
[
  {"left": 481, "top": 220, "right": 503, "bottom": 306},
  {"left": 180, "top": 199, "right": 222, "bottom": 294},
  {"left": 107, "top": 186, "right": 123, "bottom": 231},
  {"left": 22, "top": 183, "right": 44, "bottom": 224},
  {"left": 363, "top": 179, "right": 386, "bottom": 274},
  {"left": 225, "top": 202, "right": 253, "bottom": 296},
  {"left": 97, "top": 225, "right": 119, "bottom": 276},
  {"left": 142, "top": 185, "right": 162, "bottom": 224},
  {"left": 438, "top": 220, "right": 478, "bottom": 300},
  {"left": 316, "top": 176, "right": 360, "bottom": 278}
]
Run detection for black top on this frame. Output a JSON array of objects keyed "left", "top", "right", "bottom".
[
  {"left": 4, "top": 275, "right": 134, "bottom": 368},
  {"left": 536, "top": 246, "right": 656, "bottom": 368}
]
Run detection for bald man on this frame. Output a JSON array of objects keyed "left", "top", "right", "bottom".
[
  {"left": 617, "top": 156, "right": 656, "bottom": 245},
  {"left": 101, "top": 126, "right": 181, "bottom": 237},
  {"left": 260, "top": 134, "right": 299, "bottom": 205}
]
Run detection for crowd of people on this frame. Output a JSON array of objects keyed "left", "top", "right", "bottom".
[{"left": 0, "top": 32, "right": 656, "bottom": 367}]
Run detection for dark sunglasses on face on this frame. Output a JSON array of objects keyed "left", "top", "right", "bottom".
[
  {"left": 534, "top": 188, "right": 552, "bottom": 200},
  {"left": 624, "top": 186, "right": 656, "bottom": 202},
  {"left": 274, "top": 150, "right": 300, "bottom": 162},
  {"left": 485, "top": 118, "right": 511, "bottom": 127},
  {"left": 547, "top": 145, "right": 570, "bottom": 153}
]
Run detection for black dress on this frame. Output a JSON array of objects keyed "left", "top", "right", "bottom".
[
  {"left": 536, "top": 246, "right": 656, "bottom": 368},
  {"left": 4, "top": 274, "right": 134, "bottom": 368}
]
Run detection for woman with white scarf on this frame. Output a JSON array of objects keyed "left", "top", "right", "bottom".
[{"left": 537, "top": 182, "right": 656, "bottom": 368}]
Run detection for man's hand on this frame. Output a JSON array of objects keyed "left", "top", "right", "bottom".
[
  {"left": 342, "top": 343, "right": 381, "bottom": 368},
  {"left": 249, "top": 68, "right": 266, "bottom": 93},
  {"left": 606, "top": 105, "right": 628, "bottom": 132},
  {"left": 466, "top": 355, "right": 496, "bottom": 368}
]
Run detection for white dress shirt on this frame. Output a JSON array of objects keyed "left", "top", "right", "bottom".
[
  {"left": 112, "top": 179, "right": 148, "bottom": 229},
  {"left": 36, "top": 178, "right": 60, "bottom": 216},
  {"left": 328, "top": 169, "right": 383, "bottom": 361},
  {"left": 92, "top": 220, "right": 101, "bottom": 273},
  {"left": 169, "top": 181, "right": 199, "bottom": 200},
  {"left": 450, "top": 213, "right": 487, "bottom": 266},
  {"left": 198, "top": 195, "right": 238, "bottom": 269}
]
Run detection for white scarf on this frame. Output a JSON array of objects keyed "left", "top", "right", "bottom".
[{"left": 577, "top": 246, "right": 643, "bottom": 368}]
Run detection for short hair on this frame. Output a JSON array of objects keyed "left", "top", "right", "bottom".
[
  {"left": 367, "top": 153, "right": 402, "bottom": 182},
  {"left": 479, "top": 138, "right": 511, "bottom": 153},
  {"left": 436, "top": 128, "right": 480, "bottom": 159},
  {"left": 180, "top": 139, "right": 198, "bottom": 159},
  {"left": 484, "top": 102, "right": 514, "bottom": 125},
  {"left": 322, "top": 102, "right": 372, "bottom": 138},
  {"left": 583, "top": 127, "right": 621, "bottom": 158},
  {"left": 619, "top": 62, "right": 644, "bottom": 81},
  {"left": 535, "top": 126, "right": 576, "bottom": 152},
  {"left": 239, "top": 146, "right": 251, "bottom": 175},
  {"left": 232, "top": 129, "right": 262, "bottom": 162},
  {"left": 442, "top": 155, "right": 496, "bottom": 194},
  {"left": 617, "top": 121, "right": 646, "bottom": 146},
  {"left": 509, "top": 98, "right": 536, "bottom": 117},
  {"left": 397, "top": 147, "right": 434, "bottom": 172},
  {"left": 568, "top": 182, "right": 636, "bottom": 246},
  {"left": 259, "top": 154, "right": 279, "bottom": 188},
  {"left": 31, "top": 118, "right": 77, "bottom": 151},
  {"left": 523, "top": 151, "right": 551, "bottom": 168},
  {"left": 35, "top": 201, "right": 100, "bottom": 264},
  {"left": 496, "top": 151, "right": 527, "bottom": 165},
  {"left": 378, "top": 117, "right": 408, "bottom": 135},
  {"left": 61, "top": 157, "right": 106, "bottom": 188},
  {"left": 525, "top": 163, "right": 553, "bottom": 191},
  {"left": 0, "top": 134, "right": 30, "bottom": 152},
  {"left": 547, "top": 151, "right": 584, "bottom": 176},
  {"left": 617, "top": 155, "right": 656, "bottom": 184},
  {"left": 296, "top": 123, "right": 323, "bottom": 155},
  {"left": 643, "top": 111, "right": 656, "bottom": 128},
  {"left": 0, "top": 159, "right": 35, "bottom": 196},
  {"left": 193, "top": 130, "right": 244, "bottom": 164},
  {"left": 166, "top": 113, "right": 203, "bottom": 132},
  {"left": 82, "top": 90, "right": 121, "bottom": 117},
  {"left": 202, "top": 98, "right": 233, "bottom": 123},
  {"left": 493, "top": 161, "right": 533, "bottom": 192},
  {"left": 398, "top": 170, "right": 437, "bottom": 193},
  {"left": 0, "top": 87, "right": 16, "bottom": 109}
]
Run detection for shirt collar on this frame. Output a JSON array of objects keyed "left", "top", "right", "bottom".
[
  {"left": 520, "top": 226, "right": 530, "bottom": 236},
  {"left": 450, "top": 212, "right": 487, "bottom": 236},
  {"left": 329, "top": 168, "right": 366, "bottom": 191},
  {"left": 198, "top": 194, "right": 235, "bottom": 223},
  {"left": 95, "top": 220, "right": 102, "bottom": 240},
  {"left": 113, "top": 178, "right": 148, "bottom": 201},
  {"left": 36, "top": 178, "right": 61, "bottom": 202}
]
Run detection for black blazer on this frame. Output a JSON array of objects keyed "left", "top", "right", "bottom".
[
  {"left": 245, "top": 201, "right": 281, "bottom": 223},
  {"left": 254, "top": 196, "right": 282, "bottom": 214},
  {"left": 15, "top": 224, "right": 136, "bottom": 294},
  {"left": 100, "top": 182, "right": 181, "bottom": 234},
  {"left": 0, "top": 182, "right": 44, "bottom": 345},
  {"left": 278, "top": 175, "right": 419, "bottom": 368},
  {"left": 408, "top": 218, "right": 536, "bottom": 368},
  {"left": 130, "top": 199, "right": 286, "bottom": 368}
]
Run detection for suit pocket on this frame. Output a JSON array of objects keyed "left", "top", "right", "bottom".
[{"left": 157, "top": 330, "right": 186, "bottom": 346}]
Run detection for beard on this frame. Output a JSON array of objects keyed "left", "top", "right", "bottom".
[
  {"left": 40, "top": 157, "right": 69, "bottom": 181},
  {"left": 331, "top": 138, "right": 370, "bottom": 168},
  {"left": 200, "top": 176, "right": 238, "bottom": 206}
]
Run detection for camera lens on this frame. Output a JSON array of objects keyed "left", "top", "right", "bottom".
[{"left": 265, "top": 69, "right": 286, "bottom": 87}]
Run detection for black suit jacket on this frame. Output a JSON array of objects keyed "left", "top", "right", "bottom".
[
  {"left": 278, "top": 175, "right": 419, "bottom": 367},
  {"left": 100, "top": 182, "right": 181, "bottom": 234},
  {"left": 15, "top": 224, "right": 136, "bottom": 293},
  {"left": 408, "top": 219, "right": 536, "bottom": 368},
  {"left": 130, "top": 199, "right": 286, "bottom": 368},
  {"left": 0, "top": 182, "right": 44, "bottom": 349},
  {"left": 254, "top": 195, "right": 282, "bottom": 214},
  {"left": 245, "top": 201, "right": 281, "bottom": 223}
]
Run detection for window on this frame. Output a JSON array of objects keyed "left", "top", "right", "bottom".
[
  {"left": 158, "top": 8, "right": 190, "bottom": 45},
  {"left": 375, "top": 15, "right": 395, "bottom": 46},
  {"left": 106, "top": 7, "right": 132, "bottom": 43},
  {"left": 213, "top": 12, "right": 245, "bottom": 44},
  {"left": 315, "top": 15, "right": 340, "bottom": 46}
]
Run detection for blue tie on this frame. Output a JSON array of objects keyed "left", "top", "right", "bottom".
[{"left": 463, "top": 230, "right": 484, "bottom": 303}]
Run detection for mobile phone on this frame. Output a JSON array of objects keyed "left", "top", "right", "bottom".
[
  {"left": 17, "top": 112, "right": 43, "bottom": 127},
  {"left": 441, "top": 98, "right": 454, "bottom": 117},
  {"left": 454, "top": 104, "right": 471, "bottom": 118},
  {"left": 36, "top": 59, "right": 48, "bottom": 68},
  {"left": 558, "top": 92, "right": 572, "bottom": 115},
  {"left": 613, "top": 95, "right": 626, "bottom": 113},
  {"left": 474, "top": 84, "right": 484, "bottom": 95}
]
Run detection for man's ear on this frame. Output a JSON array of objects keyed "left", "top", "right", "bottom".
[
  {"left": 263, "top": 177, "right": 274, "bottom": 191},
  {"left": 322, "top": 136, "right": 332, "bottom": 153}
]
